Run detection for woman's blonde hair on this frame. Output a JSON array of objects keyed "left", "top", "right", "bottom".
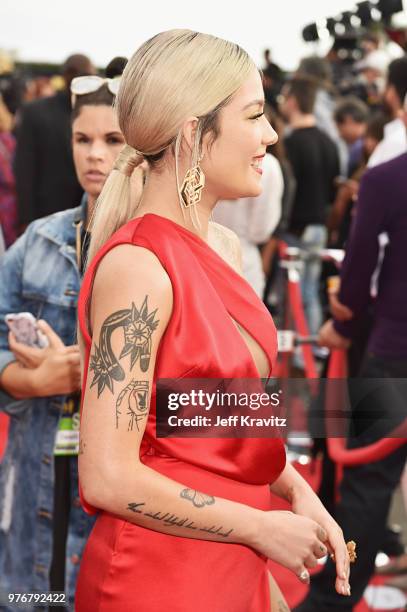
[{"left": 87, "top": 29, "right": 255, "bottom": 262}]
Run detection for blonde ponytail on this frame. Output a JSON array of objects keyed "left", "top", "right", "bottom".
[{"left": 87, "top": 145, "right": 144, "bottom": 263}]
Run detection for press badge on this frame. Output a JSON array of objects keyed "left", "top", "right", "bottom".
[{"left": 53, "top": 395, "right": 80, "bottom": 456}]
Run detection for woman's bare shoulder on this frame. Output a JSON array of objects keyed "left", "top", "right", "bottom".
[
  {"left": 89, "top": 243, "right": 173, "bottom": 331},
  {"left": 93, "top": 243, "right": 172, "bottom": 295}
]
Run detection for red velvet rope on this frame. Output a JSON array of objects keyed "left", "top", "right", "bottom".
[
  {"left": 326, "top": 349, "right": 407, "bottom": 466},
  {"left": 276, "top": 242, "right": 406, "bottom": 465},
  {"left": 286, "top": 279, "right": 318, "bottom": 379},
  {"left": 278, "top": 241, "right": 318, "bottom": 379}
]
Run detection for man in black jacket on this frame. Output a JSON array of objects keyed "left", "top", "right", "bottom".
[
  {"left": 294, "top": 103, "right": 407, "bottom": 612},
  {"left": 15, "top": 54, "right": 95, "bottom": 225}
]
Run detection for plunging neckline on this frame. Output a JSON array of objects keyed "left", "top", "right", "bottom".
[
  {"left": 229, "top": 317, "right": 271, "bottom": 379},
  {"left": 139, "top": 213, "right": 273, "bottom": 379}
]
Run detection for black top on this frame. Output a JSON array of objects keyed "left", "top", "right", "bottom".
[
  {"left": 14, "top": 91, "right": 83, "bottom": 225},
  {"left": 334, "top": 152, "right": 407, "bottom": 358},
  {"left": 284, "top": 126, "right": 339, "bottom": 232}
]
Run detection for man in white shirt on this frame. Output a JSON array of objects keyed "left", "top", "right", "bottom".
[
  {"left": 213, "top": 153, "right": 283, "bottom": 297},
  {"left": 368, "top": 56, "right": 407, "bottom": 168}
]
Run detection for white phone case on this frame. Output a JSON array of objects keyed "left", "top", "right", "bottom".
[{"left": 5, "top": 312, "right": 49, "bottom": 348}]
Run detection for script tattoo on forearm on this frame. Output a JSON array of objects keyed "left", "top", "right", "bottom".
[
  {"left": 79, "top": 438, "right": 86, "bottom": 455},
  {"left": 89, "top": 297, "right": 159, "bottom": 397},
  {"left": 127, "top": 502, "right": 233, "bottom": 538},
  {"left": 116, "top": 380, "right": 149, "bottom": 430},
  {"left": 180, "top": 488, "right": 215, "bottom": 508}
]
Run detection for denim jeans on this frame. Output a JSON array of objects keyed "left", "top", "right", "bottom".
[{"left": 300, "top": 224, "right": 327, "bottom": 336}]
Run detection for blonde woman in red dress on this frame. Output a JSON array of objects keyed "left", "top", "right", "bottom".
[{"left": 76, "top": 30, "right": 351, "bottom": 611}]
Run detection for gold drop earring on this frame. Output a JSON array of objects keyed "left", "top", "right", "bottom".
[
  {"left": 180, "top": 124, "right": 205, "bottom": 209},
  {"left": 180, "top": 161, "right": 205, "bottom": 208}
]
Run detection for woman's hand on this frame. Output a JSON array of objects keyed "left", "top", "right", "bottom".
[
  {"left": 8, "top": 319, "right": 66, "bottom": 369},
  {"left": 30, "top": 345, "right": 81, "bottom": 396},
  {"left": 254, "top": 510, "right": 329, "bottom": 585},
  {"left": 291, "top": 487, "right": 351, "bottom": 596},
  {"left": 8, "top": 320, "right": 81, "bottom": 397}
]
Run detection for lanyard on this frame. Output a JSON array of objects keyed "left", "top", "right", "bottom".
[{"left": 74, "top": 219, "right": 84, "bottom": 270}]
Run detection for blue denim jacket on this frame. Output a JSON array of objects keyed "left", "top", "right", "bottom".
[{"left": 0, "top": 198, "right": 96, "bottom": 610}]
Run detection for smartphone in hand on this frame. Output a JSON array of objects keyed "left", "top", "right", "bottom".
[{"left": 5, "top": 312, "right": 49, "bottom": 348}]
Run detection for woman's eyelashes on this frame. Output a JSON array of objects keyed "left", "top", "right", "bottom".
[
  {"left": 74, "top": 135, "right": 124, "bottom": 145},
  {"left": 75, "top": 135, "right": 89, "bottom": 144},
  {"left": 250, "top": 112, "right": 264, "bottom": 121},
  {"left": 106, "top": 135, "right": 125, "bottom": 145}
]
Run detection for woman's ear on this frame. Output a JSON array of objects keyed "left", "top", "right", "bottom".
[{"left": 181, "top": 116, "right": 200, "bottom": 155}]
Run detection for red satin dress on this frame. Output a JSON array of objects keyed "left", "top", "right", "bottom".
[{"left": 76, "top": 213, "right": 286, "bottom": 611}]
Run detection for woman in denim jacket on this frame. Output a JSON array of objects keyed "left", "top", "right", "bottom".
[{"left": 0, "top": 79, "right": 130, "bottom": 609}]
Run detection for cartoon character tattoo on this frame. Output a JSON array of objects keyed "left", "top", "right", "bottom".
[{"left": 115, "top": 380, "right": 150, "bottom": 431}]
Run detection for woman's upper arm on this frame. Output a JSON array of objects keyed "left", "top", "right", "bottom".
[{"left": 79, "top": 244, "right": 173, "bottom": 500}]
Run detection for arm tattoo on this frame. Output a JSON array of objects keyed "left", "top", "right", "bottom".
[
  {"left": 116, "top": 380, "right": 149, "bottom": 430},
  {"left": 79, "top": 439, "right": 86, "bottom": 455},
  {"left": 89, "top": 296, "right": 159, "bottom": 397},
  {"left": 180, "top": 488, "right": 215, "bottom": 508},
  {"left": 127, "top": 501, "right": 233, "bottom": 538}
]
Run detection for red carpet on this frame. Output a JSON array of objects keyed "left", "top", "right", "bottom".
[
  {"left": 0, "top": 413, "right": 8, "bottom": 460},
  {"left": 0, "top": 415, "right": 405, "bottom": 610}
]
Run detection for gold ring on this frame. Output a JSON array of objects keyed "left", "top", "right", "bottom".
[
  {"left": 329, "top": 541, "right": 357, "bottom": 563},
  {"left": 347, "top": 540, "right": 357, "bottom": 563}
]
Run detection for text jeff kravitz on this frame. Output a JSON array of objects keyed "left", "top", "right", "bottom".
[{"left": 167, "top": 415, "right": 287, "bottom": 427}]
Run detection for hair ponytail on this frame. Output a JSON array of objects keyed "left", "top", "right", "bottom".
[{"left": 87, "top": 145, "right": 144, "bottom": 264}]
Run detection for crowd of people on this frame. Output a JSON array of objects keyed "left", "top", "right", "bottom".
[{"left": 0, "top": 25, "right": 406, "bottom": 612}]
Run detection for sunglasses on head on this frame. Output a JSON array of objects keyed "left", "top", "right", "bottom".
[{"left": 70, "top": 75, "right": 121, "bottom": 102}]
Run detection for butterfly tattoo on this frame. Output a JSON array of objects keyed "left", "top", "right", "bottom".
[{"left": 180, "top": 488, "right": 215, "bottom": 508}]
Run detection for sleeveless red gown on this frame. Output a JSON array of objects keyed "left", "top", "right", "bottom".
[{"left": 76, "top": 213, "right": 286, "bottom": 611}]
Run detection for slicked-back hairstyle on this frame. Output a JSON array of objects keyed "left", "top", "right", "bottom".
[
  {"left": 71, "top": 85, "right": 115, "bottom": 122},
  {"left": 87, "top": 29, "right": 255, "bottom": 262}
]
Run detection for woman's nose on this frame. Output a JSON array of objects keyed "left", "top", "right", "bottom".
[
  {"left": 263, "top": 123, "right": 278, "bottom": 147},
  {"left": 87, "top": 142, "right": 105, "bottom": 160}
]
